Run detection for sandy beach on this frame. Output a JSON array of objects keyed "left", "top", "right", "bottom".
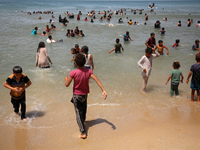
[{"left": 1, "top": 94, "right": 200, "bottom": 150}]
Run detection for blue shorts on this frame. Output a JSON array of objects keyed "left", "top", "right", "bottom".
[{"left": 191, "top": 81, "right": 200, "bottom": 90}]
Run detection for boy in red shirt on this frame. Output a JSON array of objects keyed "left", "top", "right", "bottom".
[{"left": 65, "top": 54, "right": 107, "bottom": 139}]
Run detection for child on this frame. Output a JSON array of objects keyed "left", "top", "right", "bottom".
[
  {"left": 50, "top": 24, "right": 58, "bottom": 30},
  {"left": 176, "top": 21, "right": 181, "bottom": 27},
  {"left": 31, "top": 27, "right": 41, "bottom": 35},
  {"left": 65, "top": 54, "right": 107, "bottom": 139},
  {"left": 172, "top": 39, "right": 180, "bottom": 47},
  {"left": 70, "top": 29, "right": 75, "bottom": 37},
  {"left": 123, "top": 31, "right": 133, "bottom": 41},
  {"left": 154, "top": 40, "right": 169, "bottom": 55},
  {"left": 128, "top": 19, "right": 133, "bottom": 25},
  {"left": 3, "top": 66, "right": 32, "bottom": 120},
  {"left": 45, "top": 25, "right": 51, "bottom": 32},
  {"left": 77, "top": 14, "right": 80, "bottom": 20},
  {"left": 145, "top": 33, "right": 156, "bottom": 48},
  {"left": 75, "top": 44, "right": 81, "bottom": 53},
  {"left": 71, "top": 44, "right": 81, "bottom": 66},
  {"left": 192, "top": 39, "right": 200, "bottom": 51},
  {"left": 35, "top": 42, "right": 53, "bottom": 68},
  {"left": 41, "top": 31, "right": 51, "bottom": 36},
  {"left": 138, "top": 47, "right": 160, "bottom": 92},
  {"left": 109, "top": 38, "right": 124, "bottom": 54},
  {"left": 46, "top": 35, "right": 56, "bottom": 43},
  {"left": 166, "top": 61, "right": 184, "bottom": 97},
  {"left": 159, "top": 28, "right": 166, "bottom": 35},
  {"left": 71, "top": 48, "right": 79, "bottom": 68},
  {"left": 79, "top": 30, "right": 84, "bottom": 37},
  {"left": 84, "top": 17, "right": 88, "bottom": 21},
  {"left": 62, "top": 22, "right": 67, "bottom": 27},
  {"left": 187, "top": 19, "right": 192, "bottom": 27},
  {"left": 186, "top": 52, "right": 200, "bottom": 102},
  {"left": 81, "top": 46, "right": 94, "bottom": 71},
  {"left": 145, "top": 14, "right": 148, "bottom": 21},
  {"left": 66, "top": 29, "right": 70, "bottom": 37},
  {"left": 74, "top": 26, "right": 79, "bottom": 35},
  {"left": 196, "top": 21, "right": 200, "bottom": 27}
]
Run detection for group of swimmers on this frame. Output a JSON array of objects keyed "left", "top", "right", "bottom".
[{"left": 6, "top": 6, "right": 200, "bottom": 141}]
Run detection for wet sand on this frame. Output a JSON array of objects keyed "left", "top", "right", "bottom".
[{"left": 1, "top": 98, "right": 200, "bottom": 150}]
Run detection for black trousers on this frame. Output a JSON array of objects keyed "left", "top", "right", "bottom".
[
  {"left": 11, "top": 94, "right": 26, "bottom": 119},
  {"left": 71, "top": 94, "right": 87, "bottom": 134}
]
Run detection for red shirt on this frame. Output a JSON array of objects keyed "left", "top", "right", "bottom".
[{"left": 69, "top": 68, "right": 93, "bottom": 95}]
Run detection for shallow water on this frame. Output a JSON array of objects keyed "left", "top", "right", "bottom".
[{"left": 0, "top": 1, "right": 200, "bottom": 148}]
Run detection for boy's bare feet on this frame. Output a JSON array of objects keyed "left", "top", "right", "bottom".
[
  {"left": 21, "top": 116, "right": 27, "bottom": 120},
  {"left": 14, "top": 112, "right": 19, "bottom": 115},
  {"left": 141, "top": 90, "right": 146, "bottom": 94},
  {"left": 79, "top": 134, "right": 87, "bottom": 139}
]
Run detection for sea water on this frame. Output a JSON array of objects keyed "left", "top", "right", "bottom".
[{"left": 0, "top": 0, "right": 200, "bottom": 128}]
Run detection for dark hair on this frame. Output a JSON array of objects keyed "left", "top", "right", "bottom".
[
  {"left": 80, "top": 30, "right": 82, "bottom": 33},
  {"left": 116, "top": 38, "right": 120, "bottom": 43},
  {"left": 158, "top": 40, "right": 163, "bottom": 43},
  {"left": 75, "top": 44, "right": 79, "bottom": 48},
  {"left": 37, "top": 42, "right": 45, "bottom": 52},
  {"left": 196, "top": 52, "right": 200, "bottom": 62},
  {"left": 75, "top": 54, "right": 86, "bottom": 67},
  {"left": 145, "top": 47, "right": 153, "bottom": 54},
  {"left": 13, "top": 66, "right": 22, "bottom": 74},
  {"left": 179, "top": 21, "right": 181, "bottom": 23},
  {"left": 43, "top": 31, "right": 46, "bottom": 35},
  {"left": 188, "top": 19, "right": 190, "bottom": 21},
  {"left": 48, "top": 35, "right": 52, "bottom": 39},
  {"left": 176, "top": 39, "right": 180, "bottom": 44},
  {"left": 35, "top": 27, "right": 38, "bottom": 30},
  {"left": 150, "top": 32, "right": 155, "bottom": 36},
  {"left": 126, "top": 31, "right": 129, "bottom": 34},
  {"left": 81, "top": 46, "right": 89, "bottom": 58},
  {"left": 173, "top": 61, "right": 180, "bottom": 69},
  {"left": 195, "top": 39, "right": 199, "bottom": 43},
  {"left": 198, "top": 21, "right": 200, "bottom": 23},
  {"left": 71, "top": 48, "right": 78, "bottom": 54},
  {"left": 162, "top": 28, "right": 165, "bottom": 30}
]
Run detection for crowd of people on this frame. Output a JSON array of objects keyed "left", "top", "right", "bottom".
[{"left": 3, "top": 7, "right": 200, "bottom": 139}]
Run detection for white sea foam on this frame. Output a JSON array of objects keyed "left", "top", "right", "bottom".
[{"left": 88, "top": 103, "right": 120, "bottom": 107}]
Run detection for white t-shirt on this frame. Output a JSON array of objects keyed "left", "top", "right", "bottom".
[
  {"left": 138, "top": 51, "right": 160, "bottom": 77},
  {"left": 46, "top": 39, "right": 56, "bottom": 43}
]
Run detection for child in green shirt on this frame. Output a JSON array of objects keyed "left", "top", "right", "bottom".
[{"left": 166, "top": 61, "right": 184, "bottom": 97}]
